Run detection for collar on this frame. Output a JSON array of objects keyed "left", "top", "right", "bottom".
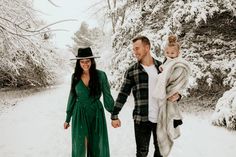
[{"left": 137, "top": 58, "right": 161, "bottom": 73}]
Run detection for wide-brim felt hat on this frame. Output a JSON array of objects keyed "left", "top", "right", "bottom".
[{"left": 70, "top": 47, "right": 100, "bottom": 60}]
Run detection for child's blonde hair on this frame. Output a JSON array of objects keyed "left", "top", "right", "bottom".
[{"left": 166, "top": 34, "right": 180, "bottom": 51}]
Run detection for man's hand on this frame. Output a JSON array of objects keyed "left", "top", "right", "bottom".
[
  {"left": 111, "top": 119, "right": 121, "bottom": 128},
  {"left": 167, "top": 92, "right": 180, "bottom": 102}
]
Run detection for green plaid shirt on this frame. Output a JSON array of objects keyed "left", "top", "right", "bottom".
[{"left": 111, "top": 59, "right": 162, "bottom": 123}]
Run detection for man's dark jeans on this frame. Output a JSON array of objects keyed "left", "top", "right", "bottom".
[{"left": 134, "top": 121, "right": 162, "bottom": 157}]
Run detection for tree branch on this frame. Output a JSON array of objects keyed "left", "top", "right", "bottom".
[
  {"left": 48, "top": 0, "right": 60, "bottom": 7},
  {"left": 0, "top": 17, "right": 77, "bottom": 33}
]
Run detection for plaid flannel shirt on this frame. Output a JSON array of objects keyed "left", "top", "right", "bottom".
[{"left": 111, "top": 59, "right": 162, "bottom": 123}]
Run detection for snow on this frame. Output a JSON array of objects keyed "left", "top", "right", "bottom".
[
  {"left": 0, "top": 78, "right": 236, "bottom": 157},
  {"left": 170, "top": 114, "right": 236, "bottom": 157},
  {"left": 212, "top": 87, "right": 236, "bottom": 130}
]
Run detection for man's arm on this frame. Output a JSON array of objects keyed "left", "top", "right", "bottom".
[{"left": 111, "top": 70, "right": 133, "bottom": 120}]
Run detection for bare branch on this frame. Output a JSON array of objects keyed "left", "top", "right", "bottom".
[
  {"left": 2, "top": 27, "right": 69, "bottom": 37},
  {"left": 48, "top": 0, "right": 60, "bottom": 7},
  {"left": 87, "top": 0, "right": 105, "bottom": 11},
  {"left": 37, "top": 19, "right": 78, "bottom": 32},
  {"left": 0, "top": 17, "right": 77, "bottom": 33}
]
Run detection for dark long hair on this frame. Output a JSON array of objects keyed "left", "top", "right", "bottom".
[{"left": 71, "top": 58, "right": 101, "bottom": 97}]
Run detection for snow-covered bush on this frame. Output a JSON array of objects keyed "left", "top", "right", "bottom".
[
  {"left": 211, "top": 87, "right": 236, "bottom": 130},
  {"left": 0, "top": 0, "right": 66, "bottom": 88}
]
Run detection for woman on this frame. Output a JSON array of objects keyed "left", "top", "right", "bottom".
[{"left": 64, "top": 47, "right": 114, "bottom": 157}]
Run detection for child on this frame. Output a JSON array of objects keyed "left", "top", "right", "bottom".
[
  {"left": 153, "top": 35, "right": 191, "bottom": 157},
  {"left": 159, "top": 35, "right": 181, "bottom": 72}
]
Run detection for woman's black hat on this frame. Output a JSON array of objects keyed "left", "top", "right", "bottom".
[{"left": 70, "top": 47, "right": 100, "bottom": 60}]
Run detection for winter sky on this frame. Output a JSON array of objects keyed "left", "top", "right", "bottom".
[{"left": 33, "top": 0, "right": 103, "bottom": 49}]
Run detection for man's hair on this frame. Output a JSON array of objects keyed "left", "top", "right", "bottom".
[{"left": 132, "top": 36, "right": 150, "bottom": 47}]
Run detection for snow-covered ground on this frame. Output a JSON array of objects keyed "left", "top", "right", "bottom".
[{"left": 0, "top": 78, "right": 236, "bottom": 157}]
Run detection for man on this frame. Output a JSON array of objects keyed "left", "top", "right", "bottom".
[{"left": 111, "top": 36, "right": 180, "bottom": 157}]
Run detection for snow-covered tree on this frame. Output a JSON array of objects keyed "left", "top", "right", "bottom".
[
  {"left": 105, "top": 0, "right": 135, "bottom": 33},
  {"left": 108, "top": 0, "right": 236, "bottom": 96},
  {"left": 0, "top": 0, "right": 66, "bottom": 88},
  {"left": 70, "top": 21, "right": 106, "bottom": 58}
]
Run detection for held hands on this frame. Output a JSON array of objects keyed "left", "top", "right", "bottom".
[
  {"left": 167, "top": 92, "right": 180, "bottom": 102},
  {"left": 111, "top": 119, "right": 121, "bottom": 128},
  {"left": 64, "top": 122, "right": 70, "bottom": 129}
]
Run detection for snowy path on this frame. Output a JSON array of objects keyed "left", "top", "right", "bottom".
[{"left": 0, "top": 82, "right": 236, "bottom": 157}]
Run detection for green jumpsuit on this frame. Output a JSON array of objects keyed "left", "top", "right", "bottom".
[{"left": 65, "top": 70, "right": 114, "bottom": 157}]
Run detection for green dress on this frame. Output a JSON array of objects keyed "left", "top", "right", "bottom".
[{"left": 65, "top": 70, "right": 114, "bottom": 157}]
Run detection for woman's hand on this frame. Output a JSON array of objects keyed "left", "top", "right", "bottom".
[{"left": 64, "top": 122, "right": 70, "bottom": 129}]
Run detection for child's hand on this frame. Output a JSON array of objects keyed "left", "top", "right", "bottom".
[
  {"left": 167, "top": 92, "right": 180, "bottom": 102},
  {"left": 159, "top": 66, "right": 163, "bottom": 72}
]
